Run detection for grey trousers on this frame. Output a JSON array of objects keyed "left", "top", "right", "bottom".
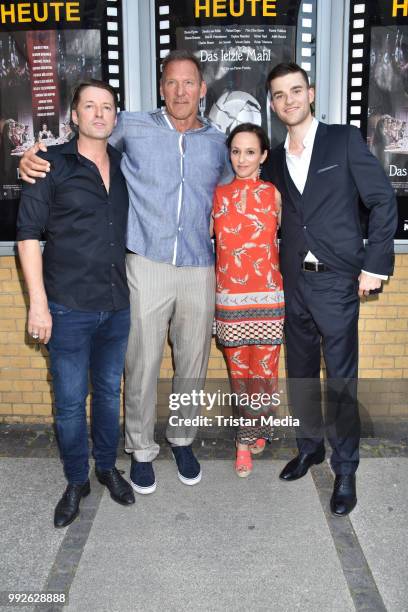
[{"left": 125, "top": 254, "right": 215, "bottom": 461}]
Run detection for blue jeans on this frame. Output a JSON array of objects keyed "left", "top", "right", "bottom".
[{"left": 47, "top": 302, "right": 130, "bottom": 485}]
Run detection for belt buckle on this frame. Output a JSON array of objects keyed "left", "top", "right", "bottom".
[{"left": 302, "top": 260, "right": 323, "bottom": 272}]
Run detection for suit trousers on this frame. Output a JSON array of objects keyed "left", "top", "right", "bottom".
[
  {"left": 284, "top": 270, "right": 361, "bottom": 475},
  {"left": 125, "top": 254, "right": 215, "bottom": 461}
]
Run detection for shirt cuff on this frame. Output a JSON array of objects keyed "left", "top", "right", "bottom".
[
  {"left": 361, "top": 270, "right": 388, "bottom": 281},
  {"left": 16, "top": 231, "right": 43, "bottom": 241}
]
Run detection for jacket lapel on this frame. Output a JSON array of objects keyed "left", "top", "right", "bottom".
[
  {"left": 301, "top": 122, "right": 329, "bottom": 208},
  {"left": 280, "top": 145, "right": 303, "bottom": 212}
]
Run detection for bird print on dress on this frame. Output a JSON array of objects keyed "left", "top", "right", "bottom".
[{"left": 213, "top": 178, "right": 284, "bottom": 348}]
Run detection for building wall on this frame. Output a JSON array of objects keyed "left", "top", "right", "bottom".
[{"left": 1, "top": 254, "right": 408, "bottom": 423}]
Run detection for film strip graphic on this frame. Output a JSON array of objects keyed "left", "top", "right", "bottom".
[
  {"left": 104, "top": 0, "right": 125, "bottom": 109},
  {"left": 156, "top": 0, "right": 171, "bottom": 105},
  {"left": 347, "top": 1, "right": 369, "bottom": 133},
  {"left": 157, "top": 2, "right": 171, "bottom": 59},
  {"left": 296, "top": 1, "right": 317, "bottom": 85}
]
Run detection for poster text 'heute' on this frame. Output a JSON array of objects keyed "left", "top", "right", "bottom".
[
  {"left": 195, "top": 0, "right": 277, "bottom": 19},
  {"left": 0, "top": 2, "right": 80, "bottom": 25}
]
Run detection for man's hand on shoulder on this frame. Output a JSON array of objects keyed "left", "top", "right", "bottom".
[
  {"left": 358, "top": 272, "right": 382, "bottom": 298},
  {"left": 19, "top": 142, "right": 50, "bottom": 184}
]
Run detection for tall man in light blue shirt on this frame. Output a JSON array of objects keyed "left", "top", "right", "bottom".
[
  {"left": 113, "top": 51, "right": 229, "bottom": 493},
  {"left": 20, "top": 50, "right": 230, "bottom": 495}
]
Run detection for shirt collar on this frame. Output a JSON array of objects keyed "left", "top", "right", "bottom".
[
  {"left": 60, "top": 135, "right": 80, "bottom": 155},
  {"left": 160, "top": 107, "right": 211, "bottom": 133},
  {"left": 284, "top": 117, "right": 319, "bottom": 153},
  {"left": 60, "top": 134, "right": 122, "bottom": 169}
]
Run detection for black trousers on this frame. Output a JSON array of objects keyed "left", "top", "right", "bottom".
[{"left": 284, "top": 270, "right": 361, "bottom": 475}]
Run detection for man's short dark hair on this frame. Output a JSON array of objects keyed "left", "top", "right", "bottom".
[
  {"left": 226, "top": 122, "right": 270, "bottom": 154},
  {"left": 266, "top": 62, "right": 310, "bottom": 90},
  {"left": 71, "top": 79, "right": 118, "bottom": 113},
  {"left": 161, "top": 49, "right": 203, "bottom": 82}
]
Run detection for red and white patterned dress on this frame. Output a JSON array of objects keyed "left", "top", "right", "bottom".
[
  {"left": 213, "top": 177, "right": 284, "bottom": 443},
  {"left": 214, "top": 177, "right": 284, "bottom": 348}
]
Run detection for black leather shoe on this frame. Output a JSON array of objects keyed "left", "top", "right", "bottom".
[
  {"left": 330, "top": 474, "right": 357, "bottom": 517},
  {"left": 54, "top": 481, "right": 90, "bottom": 528},
  {"left": 96, "top": 467, "right": 135, "bottom": 505},
  {"left": 279, "top": 447, "right": 325, "bottom": 481}
]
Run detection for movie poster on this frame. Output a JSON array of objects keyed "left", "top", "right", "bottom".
[
  {"left": 0, "top": 29, "right": 101, "bottom": 200},
  {"left": 156, "top": 0, "right": 302, "bottom": 148},
  {"left": 178, "top": 24, "right": 294, "bottom": 147},
  {"left": 348, "top": 0, "right": 408, "bottom": 239},
  {"left": 367, "top": 26, "right": 408, "bottom": 196},
  {"left": 0, "top": 0, "right": 115, "bottom": 241}
]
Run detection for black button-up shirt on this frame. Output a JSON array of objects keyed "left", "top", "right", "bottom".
[{"left": 17, "top": 137, "right": 129, "bottom": 311}]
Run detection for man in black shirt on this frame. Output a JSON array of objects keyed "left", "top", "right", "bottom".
[{"left": 17, "top": 80, "right": 135, "bottom": 528}]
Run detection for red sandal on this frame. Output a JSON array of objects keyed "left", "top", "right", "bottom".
[
  {"left": 249, "top": 438, "right": 266, "bottom": 455},
  {"left": 235, "top": 448, "right": 253, "bottom": 477}
]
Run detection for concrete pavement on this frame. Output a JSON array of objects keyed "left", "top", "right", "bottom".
[{"left": 0, "top": 427, "right": 407, "bottom": 612}]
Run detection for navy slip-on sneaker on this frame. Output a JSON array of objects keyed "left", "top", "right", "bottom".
[
  {"left": 171, "top": 444, "right": 202, "bottom": 485},
  {"left": 130, "top": 458, "right": 156, "bottom": 495}
]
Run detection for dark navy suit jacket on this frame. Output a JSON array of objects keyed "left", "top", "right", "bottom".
[{"left": 262, "top": 122, "right": 398, "bottom": 304}]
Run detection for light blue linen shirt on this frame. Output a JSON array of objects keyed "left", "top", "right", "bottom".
[{"left": 110, "top": 109, "right": 231, "bottom": 267}]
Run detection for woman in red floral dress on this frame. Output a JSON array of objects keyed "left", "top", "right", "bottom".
[{"left": 213, "top": 123, "right": 284, "bottom": 477}]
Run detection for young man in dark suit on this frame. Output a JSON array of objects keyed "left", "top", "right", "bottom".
[{"left": 263, "top": 63, "right": 397, "bottom": 516}]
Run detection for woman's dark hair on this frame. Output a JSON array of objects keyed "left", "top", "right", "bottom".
[{"left": 226, "top": 123, "right": 270, "bottom": 153}]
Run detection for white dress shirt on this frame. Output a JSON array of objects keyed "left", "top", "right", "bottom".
[{"left": 284, "top": 118, "right": 387, "bottom": 279}]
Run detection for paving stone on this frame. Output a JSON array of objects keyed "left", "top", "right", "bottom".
[
  {"left": 350, "top": 458, "right": 408, "bottom": 612},
  {"left": 2, "top": 424, "right": 407, "bottom": 459},
  {"left": 28, "top": 434, "right": 53, "bottom": 449},
  {"left": 1, "top": 429, "right": 407, "bottom": 612},
  {"left": 334, "top": 545, "right": 367, "bottom": 572},
  {"left": 0, "top": 459, "right": 66, "bottom": 594},
  {"left": 45, "top": 573, "right": 73, "bottom": 591},
  {"left": 342, "top": 569, "right": 381, "bottom": 592},
  {"left": 352, "top": 589, "right": 387, "bottom": 611},
  {"left": 66, "top": 461, "right": 354, "bottom": 612},
  {"left": 35, "top": 604, "right": 64, "bottom": 612},
  {"left": 331, "top": 528, "right": 359, "bottom": 550}
]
